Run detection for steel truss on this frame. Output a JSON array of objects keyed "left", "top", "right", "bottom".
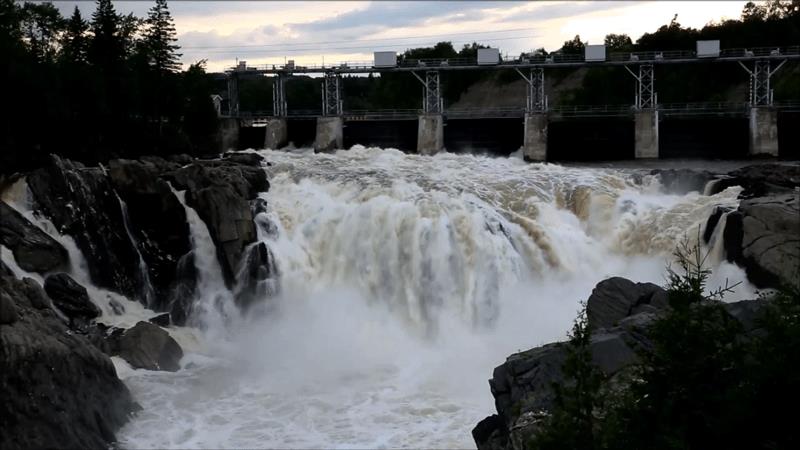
[{"left": 322, "top": 72, "right": 343, "bottom": 116}]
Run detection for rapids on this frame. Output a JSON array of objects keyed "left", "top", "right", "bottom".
[{"left": 1, "top": 147, "right": 757, "bottom": 448}]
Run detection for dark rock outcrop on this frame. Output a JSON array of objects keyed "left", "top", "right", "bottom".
[
  {"left": 43, "top": 273, "right": 100, "bottom": 327},
  {"left": 0, "top": 201, "right": 69, "bottom": 274},
  {"left": 586, "top": 277, "right": 667, "bottom": 331},
  {"left": 117, "top": 321, "right": 183, "bottom": 372},
  {"left": 473, "top": 277, "right": 767, "bottom": 450},
  {"left": 107, "top": 158, "right": 192, "bottom": 308},
  {"left": 651, "top": 168, "right": 716, "bottom": 195},
  {"left": 0, "top": 275, "right": 135, "bottom": 449},
  {"left": 722, "top": 194, "right": 799, "bottom": 288},
  {"left": 708, "top": 164, "right": 800, "bottom": 198},
  {"left": 235, "top": 242, "right": 280, "bottom": 310},
  {"left": 27, "top": 155, "right": 142, "bottom": 298},
  {"left": 148, "top": 312, "right": 171, "bottom": 327},
  {"left": 703, "top": 205, "right": 734, "bottom": 244}
]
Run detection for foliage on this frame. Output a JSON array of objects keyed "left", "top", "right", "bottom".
[
  {"left": 531, "top": 235, "right": 800, "bottom": 449},
  {"left": 0, "top": 0, "right": 218, "bottom": 175}
]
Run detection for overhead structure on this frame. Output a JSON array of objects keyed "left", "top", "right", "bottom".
[
  {"left": 227, "top": 73, "right": 240, "bottom": 117},
  {"left": 739, "top": 59, "right": 787, "bottom": 106},
  {"left": 273, "top": 74, "right": 287, "bottom": 117},
  {"left": 322, "top": 72, "right": 343, "bottom": 116},
  {"left": 624, "top": 63, "right": 656, "bottom": 109},
  {"left": 516, "top": 67, "right": 546, "bottom": 113},
  {"left": 412, "top": 71, "right": 443, "bottom": 114}
]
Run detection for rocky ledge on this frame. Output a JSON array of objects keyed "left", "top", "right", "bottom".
[
  {"left": 0, "top": 151, "right": 275, "bottom": 449},
  {"left": 473, "top": 277, "right": 765, "bottom": 450}
]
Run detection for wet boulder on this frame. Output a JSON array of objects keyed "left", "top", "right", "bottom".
[
  {"left": 187, "top": 185, "right": 257, "bottom": 286},
  {"left": 723, "top": 194, "right": 800, "bottom": 288},
  {"left": 0, "top": 275, "right": 135, "bottom": 449},
  {"left": 27, "top": 155, "right": 142, "bottom": 298},
  {"left": 43, "top": 273, "right": 100, "bottom": 327},
  {"left": 117, "top": 321, "right": 183, "bottom": 372},
  {"left": 235, "top": 242, "right": 279, "bottom": 310},
  {"left": 651, "top": 168, "right": 716, "bottom": 195},
  {"left": 0, "top": 201, "right": 69, "bottom": 274},
  {"left": 223, "top": 151, "right": 264, "bottom": 166},
  {"left": 709, "top": 164, "right": 800, "bottom": 198},
  {"left": 167, "top": 251, "right": 197, "bottom": 326},
  {"left": 586, "top": 277, "right": 668, "bottom": 331}
]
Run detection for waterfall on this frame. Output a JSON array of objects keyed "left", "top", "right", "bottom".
[
  {"left": 169, "top": 186, "right": 239, "bottom": 333},
  {"left": 116, "top": 194, "right": 156, "bottom": 307}
]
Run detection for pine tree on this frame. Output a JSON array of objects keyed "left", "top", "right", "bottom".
[
  {"left": 143, "top": 0, "right": 181, "bottom": 73},
  {"left": 89, "top": 0, "right": 122, "bottom": 68},
  {"left": 60, "top": 6, "right": 88, "bottom": 65}
]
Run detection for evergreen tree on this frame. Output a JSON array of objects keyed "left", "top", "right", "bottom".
[
  {"left": 20, "top": 2, "right": 64, "bottom": 62},
  {"left": 143, "top": 0, "right": 181, "bottom": 73},
  {"left": 60, "top": 6, "right": 88, "bottom": 65},
  {"left": 89, "top": 0, "right": 122, "bottom": 68}
]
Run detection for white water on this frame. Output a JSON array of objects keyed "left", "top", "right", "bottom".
[
  {"left": 0, "top": 149, "right": 758, "bottom": 448},
  {"left": 109, "top": 147, "right": 756, "bottom": 449}
]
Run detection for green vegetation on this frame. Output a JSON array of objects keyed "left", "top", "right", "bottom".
[
  {"left": 1, "top": 0, "right": 218, "bottom": 174},
  {"left": 530, "top": 237, "right": 800, "bottom": 449}
]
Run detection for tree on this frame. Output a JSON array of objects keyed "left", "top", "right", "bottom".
[
  {"left": 20, "top": 2, "right": 65, "bottom": 62},
  {"left": 560, "top": 35, "right": 585, "bottom": 54},
  {"left": 604, "top": 33, "right": 632, "bottom": 52},
  {"left": 741, "top": 1, "right": 767, "bottom": 21},
  {"left": 60, "top": 6, "right": 88, "bottom": 65},
  {"left": 142, "top": 0, "right": 181, "bottom": 73}
]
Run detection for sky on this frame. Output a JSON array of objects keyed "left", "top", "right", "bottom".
[{"left": 54, "top": 1, "right": 750, "bottom": 72}]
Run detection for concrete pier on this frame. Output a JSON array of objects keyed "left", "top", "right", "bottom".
[
  {"left": 264, "top": 118, "right": 287, "bottom": 150},
  {"left": 218, "top": 118, "right": 240, "bottom": 152},
  {"left": 522, "top": 113, "right": 548, "bottom": 162},
  {"left": 417, "top": 115, "right": 443, "bottom": 155},
  {"left": 634, "top": 110, "right": 659, "bottom": 159},
  {"left": 314, "top": 117, "right": 343, "bottom": 153},
  {"left": 749, "top": 107, "right": 779, "bottom": 157}
]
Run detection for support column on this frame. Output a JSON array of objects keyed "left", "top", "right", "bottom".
[
  {"left": 218, "top": 117, "right": 240, "bottom": 152},
  {"left": 522, "top": 113, "right": 547, "bottom": 162},
  {"left": 635, "top": 109, "right": 659, "bottom": 159},
  {"left": 314, "top": 116, "right": 343, "bottom": 153},
  {"left": 227, "top": 74, "right": 240, "bottom": 116},
  {"left": 417, "top": 114, "right": 443, "bottom": 155},
  {"left": 264, "top": 118, "right": 287, "bottom": 149},
  {"left": 749, "top": 107, "right": 779, "bottom": 156}
]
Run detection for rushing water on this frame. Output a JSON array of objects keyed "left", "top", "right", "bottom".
[{"left": 1, "top": 147, "right": 758, "bottom": 448}]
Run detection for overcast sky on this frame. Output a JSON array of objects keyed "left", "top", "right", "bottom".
[{"left": 55, "top": 1, "right": 749, "bottom": 72}]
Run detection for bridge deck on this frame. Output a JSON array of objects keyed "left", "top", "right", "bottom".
[{"left": 226, "top": 45, "right": 800, "bottom": 76}]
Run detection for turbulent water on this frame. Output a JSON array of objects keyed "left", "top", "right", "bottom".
[{"left": 1, "top": 147, "right": 758, "bottom": 448}]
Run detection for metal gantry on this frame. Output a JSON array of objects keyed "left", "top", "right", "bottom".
[
  {"left": 515, "top": 67, "right": 546, "bottom": 113},
  {"left": 624, "top": 63, "right": 656, "bottom": 110},
  {"left": 227, "top": 74, "right": 240, "bottom": 116},
  {"left": 738, "top": 59, "right": 787, "bottom": 106},
  {"left": 412, "top": 71, "right": 443, "bottom": 114},
  {"left": 322, "top": 72, "right": 343, "bottom": 116},
  {"left": 272, "top": 74, "right": 287, "bottom": 117}
]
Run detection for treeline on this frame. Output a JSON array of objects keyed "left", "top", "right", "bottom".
[
  {"left": 236, "top": 1, "right": 800, "bottom": 112},
  {"left": 1, "top": 0, "right": 218, "bottom": 175}
]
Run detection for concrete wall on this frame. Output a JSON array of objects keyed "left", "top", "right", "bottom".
[
  {"left": 264, "top": 118, "right": 288, "bottom": 150},
  {"left": 218, "top": 118, "right": 240, "bottom": 153},
  {"left": 634, "top": 110, "right": 659, "bottom": 159},
  {"left": 522, "top": 113, "right": 548, "bottom": 162},
  {"left": 417, "top": 115, "right": 443, "bottom": 155},
  {"left": 314, "top": 117, "right": 344, "bottom": 153},
  {"left": 749, "top": 107, "right": 779, "bottom": 157}
]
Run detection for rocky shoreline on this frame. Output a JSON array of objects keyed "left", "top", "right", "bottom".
[
  {"left": 473, "top": 163, "right": 800, "bottom": 449},
  {"left": 0, "top": 151, "right": 273, "bottom": 449},
  {"left": 0, "top": 154, "right": 798, "bottom": 448}
]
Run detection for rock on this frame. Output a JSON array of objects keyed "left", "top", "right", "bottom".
[
  {"left": 651, "top": 168, "right": 716, "bottom": 195},
  {"left": 117, "top": 321, "right": 183, "bottom": 372},
  {"left": 0, "top": 260, "right": 12, "bottom": 276},
  {"left": 703, "top": 205, "right": 734, "bottom": 244},
  {"left": 148, "top": 312, "right": 171, "bottom": 327},
  {"left": 723, "top": 194, "right": 800, "bottom": 288},
  {"left": 27, "top": 155, "right": 142, "bottom": 298},
  {"left": 167, "top": 251, "right": 197, "bottom": 326},
  {"left": 586, "top": 277, "right": 668, "bottom": 331},
  {"left": 0, "top": 275, "right": 135, "bottom": 449},
  {"left": 187, "top": 185, "right": 257, "bottom": 286},
  {"left": 43, "top": 273, "right": 100, "bottom": 326},
  {"left": 0, "top": 201, "right": 69, "bottom": 274},
  {"left": 709, "top": 164, "right": 800, "bottom": 198},
  {"left": 473, "top": 415, "right": 508, "bottom": 450},
  {"left": 0, "top": 291, "right": 17, "bottom": 324},
  {"left": 235, "top": 242, "right": 279, "bottom": 310},
  {"left": 223, "top": 151, "right": 264, "bottom": 166},
  {"left": 107, "top": 159, "right": 192, "bottom": 308}
]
